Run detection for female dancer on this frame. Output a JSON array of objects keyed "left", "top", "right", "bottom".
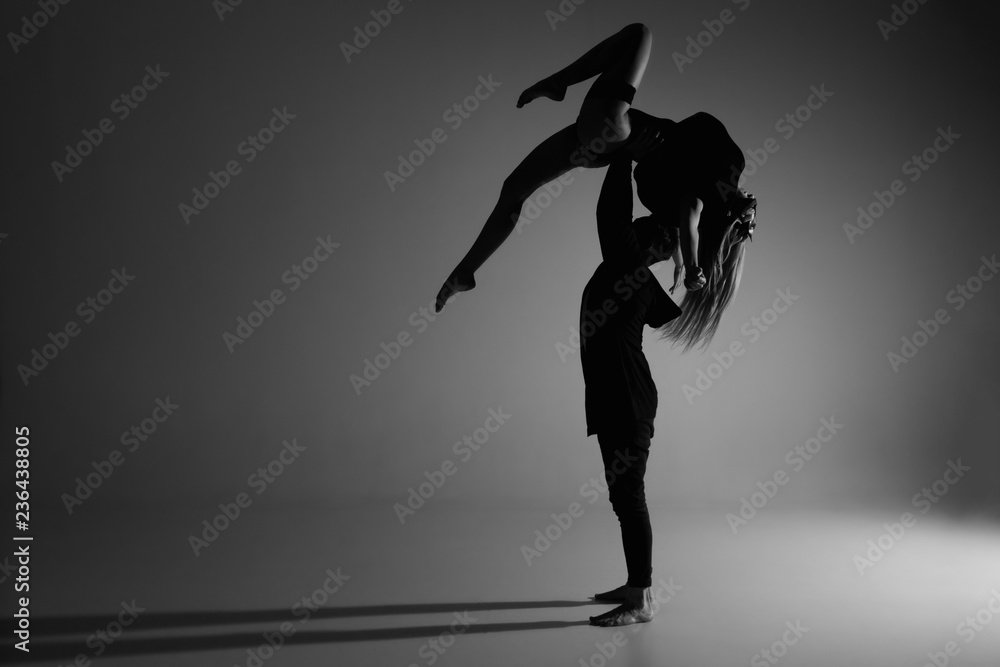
[{"left": 433, "top": 22, "right": 755, "bottom": 322}]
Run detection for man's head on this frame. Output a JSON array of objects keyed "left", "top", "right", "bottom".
[{"left": 633, "top": 214, "right": 678, "bottom": 263}]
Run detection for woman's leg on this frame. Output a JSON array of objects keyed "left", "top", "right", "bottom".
[
  {"left": 570, "top": 22, "right": 652, "bottom": 151},
  {"left": 590, "top": 419, "right": 657, "bottom": 627},
  {"left": 435, "top": 123, "right": 586, "bottom": 312},
  {"left": 434, "top": 24, "right": 654, "bottom": 312}
]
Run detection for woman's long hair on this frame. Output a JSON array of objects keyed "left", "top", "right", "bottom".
[{"left": 657, "top": 192, "right": 754, "bottom": 352}]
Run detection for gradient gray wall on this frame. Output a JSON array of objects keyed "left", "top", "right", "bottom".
[{"left": 3, "top": 0, "right": 999, "bottom": 519}]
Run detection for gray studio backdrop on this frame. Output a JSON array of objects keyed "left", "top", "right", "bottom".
[{"left": 3, "top": 0, "right": 999, "bottom": 520}]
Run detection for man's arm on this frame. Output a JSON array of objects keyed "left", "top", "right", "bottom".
[{"left": 596, "top": 157, "right": 641, "bottom": 262}]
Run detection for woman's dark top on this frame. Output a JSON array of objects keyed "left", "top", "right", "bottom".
[
  {"left": 630, "top": 108, "right": 746, "bottom": 216},
  {"left": 579, "top": 159, "right": 682, "bottom": 438}
]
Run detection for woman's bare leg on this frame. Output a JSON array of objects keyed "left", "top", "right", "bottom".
[
  {"left": 434, "top": 124, "right": 583, "bottom": 311},
  {"left": 435, "top": 23, "right": 653, "bottom": 312},
  {"left": 549, "top": 22, "right": 652, "bottom": 149}
]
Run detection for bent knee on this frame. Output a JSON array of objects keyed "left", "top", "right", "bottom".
[{"left": 624, "top": 22, "right": 650, "bottom": 38}]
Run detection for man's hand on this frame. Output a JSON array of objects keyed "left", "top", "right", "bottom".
[{"left": 626, "top": 124, "right": 664, "bottom": 161}]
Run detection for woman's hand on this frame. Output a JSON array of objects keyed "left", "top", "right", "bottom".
[
  {"left": 683, "top": 265, "right": 706, "bottom": 291},
  {"left": 625, "top": 124, "right": 664, "bottom": 162}
]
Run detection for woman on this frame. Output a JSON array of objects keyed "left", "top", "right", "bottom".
[{"left": 434, "top": 22, "right": 754, "bottom": 316}]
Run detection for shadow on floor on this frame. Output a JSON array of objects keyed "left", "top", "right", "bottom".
[{"left": 1, "top": 600, "right": 610, "bottom": 661}]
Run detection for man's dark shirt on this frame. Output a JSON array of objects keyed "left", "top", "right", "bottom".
[{"left": 580, "top": 159, "right": 683, "bottom": 437}]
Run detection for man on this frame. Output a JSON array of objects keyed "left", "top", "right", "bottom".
[{"left": 580, "top": 128, "right": 701, "bottom": 627}]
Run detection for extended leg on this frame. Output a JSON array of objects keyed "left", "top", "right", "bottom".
[{"left": 434, "top": 124, "right": 585, "bottom": 312}]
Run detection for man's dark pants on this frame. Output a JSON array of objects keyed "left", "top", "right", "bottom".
[{"left": 596, "top": 417, "right": 654, "bottom": 589}]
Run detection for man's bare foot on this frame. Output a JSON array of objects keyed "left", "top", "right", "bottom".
[
  {"left": 589, "top": 586, "right": 655, "bottom": 627},
  {"left": 434, "top": 266, "right": 476, "bottom": 313},
  {"left": 592, "top": 584, "right": 628, "bottom": 602},
  {"left": 516, "top": 77, "right": 567, "bottom": 108}
]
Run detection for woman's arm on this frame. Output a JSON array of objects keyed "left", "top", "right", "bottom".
[
  {"left": 669, "top": 246, "right": 683, "bottom": 294},
  {"left": 678, "top": 197, "right": 707, "bottom": 291}
]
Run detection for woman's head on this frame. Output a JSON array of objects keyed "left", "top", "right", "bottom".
[{"left": 657, "top": 189, "right": 758, "bottom": 352}]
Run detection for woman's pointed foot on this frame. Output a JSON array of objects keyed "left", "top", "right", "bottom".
[
  {"left": 435, "top": 267, "right": 476, "bottom": 312},
  {"left": 516, "top": 78, "right": 567, "bottom": 108}
]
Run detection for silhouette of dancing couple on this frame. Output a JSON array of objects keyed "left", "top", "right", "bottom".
[{"left": 435, "top": 23, "right": 757, "bottom": 627}]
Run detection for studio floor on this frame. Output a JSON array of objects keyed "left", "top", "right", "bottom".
[{"left": 5, "top": 502, "right": 1000, "bottom": 666}]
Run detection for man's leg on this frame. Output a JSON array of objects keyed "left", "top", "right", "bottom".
[{"left": 590, "top": 419, "right": 656, "bottom": 626}]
